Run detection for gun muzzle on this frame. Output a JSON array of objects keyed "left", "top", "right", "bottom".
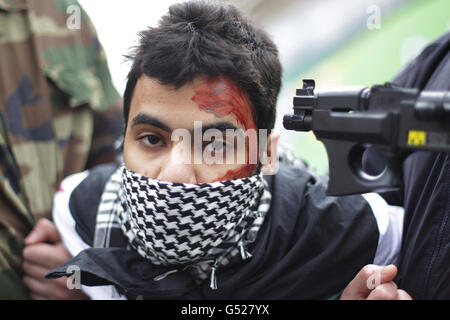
[{"left": 283, "top": 114, "right": 312, "bottom": 131}]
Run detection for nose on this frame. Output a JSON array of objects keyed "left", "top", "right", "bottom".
[{"left": 156, "top": 141, "right": 197, "bottom": 184}]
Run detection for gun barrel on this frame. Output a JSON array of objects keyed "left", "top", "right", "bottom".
[
  {"left": 316, "top": 86, "right": 369, "bottom": 111},
  {"left": 292, "top": 86, "right": 369, "bottom": 111},
  {"left": 414, "top": 91, "right": 450, "bottom": 120}
]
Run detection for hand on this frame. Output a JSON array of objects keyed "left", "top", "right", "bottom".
[
  {"left": 340, "top": 264, "right": 412, "bottom": 300},
  {"left": 22, "top": 218, "right": 88, "bottom": 300}
]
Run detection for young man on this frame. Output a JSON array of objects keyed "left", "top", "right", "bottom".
[{"left": 45, "top": 1, "right": 410, "bottom": 299}]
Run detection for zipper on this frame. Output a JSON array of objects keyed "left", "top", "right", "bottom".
[{"left": 423, "top": 154, "right": 450, "bottom": 298}]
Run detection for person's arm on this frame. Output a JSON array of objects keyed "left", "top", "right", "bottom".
[
  {"left": 362, "top": 192, "right": 404, "bottom": 266},
  {"left": 52, "top": 171, "right": 126, "bottom": 299},
  {"left": 340, "top": 194, "right": 408, "bottom": 299},
  {"left": 22, "top": 220, "right": 89, "bottom": 300},
  {"left": 23, "top": 171, "right": 125, "bottom": 300}
]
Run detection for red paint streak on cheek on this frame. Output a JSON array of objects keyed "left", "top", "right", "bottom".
[
  {"left": 213, "top": 164, "right": 257, "bottom": 182},
  {"left": 191, "top": 77, "right": 256, "bottom": 131}
]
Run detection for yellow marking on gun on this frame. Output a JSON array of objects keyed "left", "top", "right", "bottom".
[{"left": 408, "top": 130, "right": 427, "bottom": 146}]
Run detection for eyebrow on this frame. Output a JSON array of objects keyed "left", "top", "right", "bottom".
[
  {"left": 130, "top": 113, "right": 241, "bottom": 135},
  {"left": 201, "top": 121, "right": 240, "bottom": 134},
  {"left": 130, "top": 113, "right": 171, "bottom": 133}
]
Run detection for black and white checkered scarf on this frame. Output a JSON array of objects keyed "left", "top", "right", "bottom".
[{"left": 94, "top": 165, "right": 271, "bottom": 289}]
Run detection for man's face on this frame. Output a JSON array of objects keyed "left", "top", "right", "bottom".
[{"left": 124, "top": 75, "right": 276, "bottom": 184}]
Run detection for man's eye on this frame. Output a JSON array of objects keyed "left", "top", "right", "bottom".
[
  {"left": 140, "top": 135, "right": 164, "bottom": 147},
  {"left": 204, "top": 140, "right": 228, "bottom": 153},
  {"left": 204, "top": 140, "right": 233, "bottom": 155}
]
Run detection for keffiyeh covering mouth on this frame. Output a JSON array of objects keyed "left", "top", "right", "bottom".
[
  {"left": 120, "top": 166, "right": 264, "bottom": 266},
  {"left": 104, "top": 165, "right": 269, "bottom": 289}
]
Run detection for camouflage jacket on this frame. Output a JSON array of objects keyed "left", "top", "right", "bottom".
[{"left": 0, "top": 0, "right": 123, "bottom": 299}]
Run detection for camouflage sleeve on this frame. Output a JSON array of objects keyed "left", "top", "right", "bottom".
[
  {"left": 41, "top": 0, "right": 124, "bottom": 170},
  {"left": 67, "top": 2, "right": 124, "bottom": 168}
]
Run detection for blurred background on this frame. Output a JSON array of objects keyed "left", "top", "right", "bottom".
[{"left": 80, "top": 0, "right": 450, "bottom": 175}]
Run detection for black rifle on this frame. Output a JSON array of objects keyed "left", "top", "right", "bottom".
[{"left": 283, "top": 79, "right": 450, "bottom": 196}]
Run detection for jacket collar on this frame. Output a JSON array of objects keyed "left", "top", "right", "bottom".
[{"left": 46, "top": 247, "right": 203, "bottom": 299}]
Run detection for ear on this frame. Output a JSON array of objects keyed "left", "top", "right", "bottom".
[{"left": 261, "top": 132, "right": 280, "bottom": 175}]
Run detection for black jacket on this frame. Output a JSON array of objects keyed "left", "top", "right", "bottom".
[
  {"left": 363, "top": 32, "right": 450, "bottom": 299},
  {"left": 390, "top": 32, "right": 450, "bottom": 299},
  {"left": 47, "top": 163, "right": 379, "bottom": 299}
]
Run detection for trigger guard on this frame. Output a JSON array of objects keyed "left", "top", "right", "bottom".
[{"left": 322, "top": 140, "right": 402, "bottom": 195}]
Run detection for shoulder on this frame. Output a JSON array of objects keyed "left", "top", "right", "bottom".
[
  {"left": 53, "top": 170, "right": 91, "bottom": 258},
  {"left": 265, "top": 163, "right": 380, "bottom": 254},
  {"left": 247, "top": 163, "right": 380, "bottom": 298},
  {"left": 53, "top": 163, "right": 126, "bottom": 300},
  {"left": 393, "top": 31, "right": 450, "bottom": 88},
  {"left": 268, "top": 162, "right": 376, "bottom": 228},
  {"left": 54, "top": 163, "right": 119, "bottom": 247},
  {"left": 267, "top": 163, "right": 402, "bottom": 265}
]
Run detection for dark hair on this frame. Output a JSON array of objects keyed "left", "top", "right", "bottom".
[{"left": 123, "top": 0, "right": 282, "bottom": 133}]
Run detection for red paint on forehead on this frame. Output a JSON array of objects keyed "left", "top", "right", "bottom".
[
  {"left": 191, "top": 76, "right": 256, "bottom": 131},
  {"left": 192, "top": 76, "right": 259, "bottom": 181}
]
